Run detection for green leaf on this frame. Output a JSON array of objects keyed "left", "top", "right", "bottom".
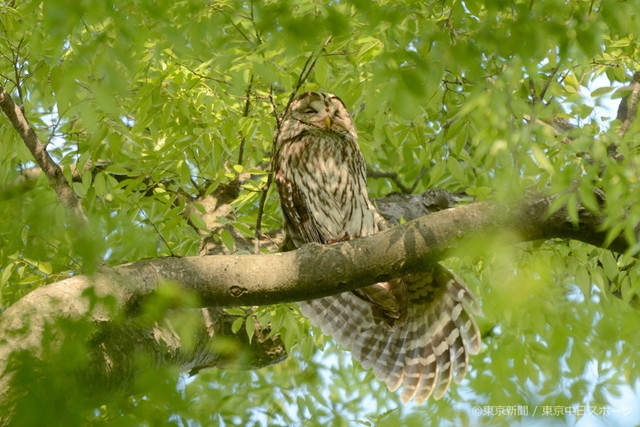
[
  {"left": 37, "top": 261, "right": 53, "bottom": 275},
  {"left": 590, "top": 86, "right": 613, "bottom": 97},
  {"left": 188, "top": 213, "right": 208, "bottom": 231},
  {"left": 245, "top": 316, "right": 255, "bottom": 344},
  {"left": 601, "top": 251, "right": 619, "bottom": 281},
  {"left": 93, "top": 172, "right": 107, "bottom": 197},
  {"left": 564, "top": 72, "right": 581, "bottom": 93},
  {"left": 1, "top": 263, "right": 15, "bottom": 286},
  {"left": 531, "top": 145, "right": 553, "bottom": 173},
  {"left": 17, "top": 275, "right": 43, "bottom": 285},
  {"left": 220, "top": 230, "right": 236, "bottom": 253},
  {"left": 231, "top": 317, "right": 243, "bottom": 335},
  {"left": 446, "top": 157, "right": 466, "bottom": 185},
  {"left": 72, "top": 181, "right": 87, "bottom": 197}
]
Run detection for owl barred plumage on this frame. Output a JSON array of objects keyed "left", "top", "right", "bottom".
[{"left": 274, "top": 91, "right": 481, "bottom": 403}]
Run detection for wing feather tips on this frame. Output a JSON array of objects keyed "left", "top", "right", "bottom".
[
  {"left": 298, "top": 270, "right": 482, "bottom": 404},
  {"left": 299, "top": 295, "right": 369, "bottom": 349},
  {"left": 392, "top": 275, "right": 481, "bottom": 402},
  {"left": 442, "top": 269, "right": 482, "bottom": 355},
  {"left": 430, "top": 326, "right": 456, "bottom": 400},
  {"left": 378, "top": 324, "right": 411, "bottom": 392}
]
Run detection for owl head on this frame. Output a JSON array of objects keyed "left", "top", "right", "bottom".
[{"left": 278, "top": 91, "right": 357, "bottom": 141}]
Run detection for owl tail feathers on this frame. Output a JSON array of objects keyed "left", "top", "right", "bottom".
[{"left": 297, "top": 265, "right": 481, "bottom": 404}]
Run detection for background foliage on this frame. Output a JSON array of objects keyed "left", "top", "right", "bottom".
[{"left": 1, "top": 0, "right": 640, "bottom": 425}]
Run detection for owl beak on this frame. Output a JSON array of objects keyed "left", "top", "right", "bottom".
[{"left": 324, "top": 117, "right": 332, "bottom": 129}]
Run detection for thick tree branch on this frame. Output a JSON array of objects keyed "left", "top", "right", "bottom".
[
  {"left": 608, "top": 71, "right": 640, "bottom": 159},
  {"left": 0, "top": 84, "right": 86, "bottom": 221},
  {"left": 86, "top": 307, "right": 286, "bottom": 396},
  {"left": 616, "top": 71, "right": 640, "bottom": 138}
]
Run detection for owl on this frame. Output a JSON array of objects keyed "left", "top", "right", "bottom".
[{"left": 274, "top": 91, "right": 481, "bottom": 403}]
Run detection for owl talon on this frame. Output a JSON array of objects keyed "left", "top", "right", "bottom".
[{"left": 326, "top": 232, "right": 351, "bottom": 244}]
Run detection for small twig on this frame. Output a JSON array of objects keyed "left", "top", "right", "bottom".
[
  {"left": 442, "top": 112, "right": 460, "bottom": 132},
  {"left": 367, "top": 170, "right": 411, "bottom": 194},
  {"left": 409, "top": 167, "right": 429, "bottom": 193},
  {"left": 442, "top": 79, "right": 464, "bottom": 86},
  {"left": 254, "top": 86, "right": 280, "bottom": 254},
  {"left": 46, "top": 110, "right": 63, "bottom": 145},
  {"left": 237, "top": 74, "right": 254, "bottom": 166},
  {"left": 254, "top": 86, "right": 284, "bottom": 254},
  {"left": 249, "top": 0, "right": 262, "bottom": 44},
  {"left": 12, "top": 39, "right": 26, "bottom": 107},
  {"left": 528, "top": 78, "right": 538, "bottom": 104},
  {"left": 539, "top": 63, "right": 561, "bottom": 102},
  {"left": 253, "top": 174, "right": 273, "bottom": 254},
  {"left": 590, "top": 60, "right": 623, "bottom": 68},
  {"left": 556, "top": 70, "right": 570, "bottom": 86},
  {"left": 224, "top": 0, "right": 262, "bottom": 45},
  {"left": 0, "top": 72, "right": 15, "bottom": 84},
  {"left": 242, "top": 76, "right": 253, "bottom": 118},
  {"left": 229, "top": 19, "right": 253, "bottom": 44},
  {"left": 322, "top": 50, "right": 356, "bottom": 57},
  {"left": 174, "top": 61, "right": 229, "bottom": 85},
  {"left": 140, "top": 208, "right": 175, "bottom": 256},
  {"left": 268, "top": 85, "right": 281, "bottom": 130}
]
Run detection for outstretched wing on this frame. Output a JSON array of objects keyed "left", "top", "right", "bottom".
[{"left": 298, "top": 264, "right": 481, "bottom": 403}]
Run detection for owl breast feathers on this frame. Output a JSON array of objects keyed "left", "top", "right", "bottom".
[{"left": 274, "top": 91, "right": 481, "bottom": 403}]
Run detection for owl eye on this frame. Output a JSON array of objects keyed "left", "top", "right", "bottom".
[{"left": 303, "top": 108, "right": 317, "bottom": 114}]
